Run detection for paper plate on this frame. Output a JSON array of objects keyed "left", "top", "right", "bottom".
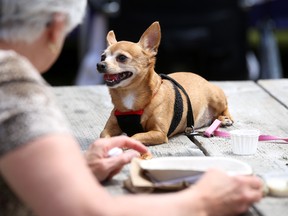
[{"left": 140, "top": 156, "right": 253, "bottom": 182}]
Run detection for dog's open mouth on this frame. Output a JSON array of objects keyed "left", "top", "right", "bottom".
[{"left": 103, "top": 71, "right": 133, "bottom": 86}]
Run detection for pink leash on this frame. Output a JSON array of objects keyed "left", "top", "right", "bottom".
[{"left": 203, "top": 119, "right": 288, "bottom": 143}]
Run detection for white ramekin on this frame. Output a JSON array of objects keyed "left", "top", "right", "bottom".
[{"left": 230, "top": 129, "right": 260, "bottom": 155}]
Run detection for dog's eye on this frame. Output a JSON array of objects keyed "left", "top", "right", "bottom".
[
  {"left": 116, "top": 54, "right": 127, "bottom": 63},
  {"left": 101, "top": 55, "right": 106, "bottom": 61}
]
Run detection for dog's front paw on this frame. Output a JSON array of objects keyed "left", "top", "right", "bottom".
[{"left": 219, "top": 116, "right": 233, "bottom": 127}]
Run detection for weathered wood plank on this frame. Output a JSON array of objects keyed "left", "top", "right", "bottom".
[
  {"left": 193, "top": 81, "right": 288, "bottom": 216},
  {"left": 258, "top": 79, "right": 288, "bottom": 108},
  {"left": 53, "top": 86, "right": 112, "bottom": 150}
]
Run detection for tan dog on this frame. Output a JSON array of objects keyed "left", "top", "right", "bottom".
[{"left": 97, "top": 21, "right": 233, "bottom": 145}]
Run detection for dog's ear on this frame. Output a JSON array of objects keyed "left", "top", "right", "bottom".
[
  {"left": 107, "top": 31, "right": 117, "bottom": 46},
  {"left": 138, "top": 21, "right": 161, "bottom": 55}
]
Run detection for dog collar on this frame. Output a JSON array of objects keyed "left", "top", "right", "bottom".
[{"left": 115, "top": 110, "right": 144, "bottom": 116}]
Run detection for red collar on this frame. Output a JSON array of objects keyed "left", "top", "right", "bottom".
[{"left": 114, "top": 109, "right": 144, "bottom": 116}]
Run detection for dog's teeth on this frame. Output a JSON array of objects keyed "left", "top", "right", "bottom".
[
  {"left": 103, "top": 72, "right": 132, "bottom": 86},
  {"left": 104, "top": 74, "right": 118, "bottom": 81}
]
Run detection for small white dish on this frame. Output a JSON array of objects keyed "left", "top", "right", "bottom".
[
  {"left": 230, "top": 129, "right": 260, "bottom": 155},
  {"left": 140, "top": 157, "right": 253, "bottom": 182}
]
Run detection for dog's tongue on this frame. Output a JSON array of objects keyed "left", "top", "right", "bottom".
[{"left": 104, "top": 74, "right": 119, "bottom": 81}]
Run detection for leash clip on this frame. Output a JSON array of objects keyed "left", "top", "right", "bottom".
[
  {"left": 185, "top": 119, "right": 222, "bottom": 137},
  {"left": 185, "top": 126, "right": 206, "bottom": 137},
  {"left": 185, "top": 126, "right": 197, "bottom": 136}
]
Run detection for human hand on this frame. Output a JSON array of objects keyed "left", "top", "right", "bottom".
[
  {"left": 185, "top": 169, "right": 263, "bottom": 216},
  {"left": 85, "top": 136, "right": 148, "bottom": 182}
]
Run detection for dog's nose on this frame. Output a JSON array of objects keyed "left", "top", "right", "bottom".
[{"left": 97, "top": 62, "right": 107, "bottom": 73}]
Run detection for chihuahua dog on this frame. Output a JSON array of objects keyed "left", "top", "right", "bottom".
[{"left": 97, "top": 21, "right": 233, "bottom": 145}]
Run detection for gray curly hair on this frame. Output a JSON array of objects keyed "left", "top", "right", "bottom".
[{"left": 0, "top": 0, "right": 87, "bottom": 43}]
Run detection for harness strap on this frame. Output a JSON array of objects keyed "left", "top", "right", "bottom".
[
  {"left": 160, "top": 74, "right": 195, "bottom": 135},
  {"left": 167, "top": 78, "right": 183, "bottom": 136}
]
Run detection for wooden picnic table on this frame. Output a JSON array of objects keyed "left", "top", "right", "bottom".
[{"left": 53, "top": 79, "right": 288, "bottom": 216}]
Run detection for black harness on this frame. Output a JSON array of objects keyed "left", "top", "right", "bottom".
[{"left": 115, "top": 74, "right": 194, "bottom": 137}]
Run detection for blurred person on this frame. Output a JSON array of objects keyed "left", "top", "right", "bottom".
[
  {"left": 0, "top": 0, "right": 263, "bottom": 215},
  {"left": 76, "top": 0, "right": 121, "bottom": 85}
]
